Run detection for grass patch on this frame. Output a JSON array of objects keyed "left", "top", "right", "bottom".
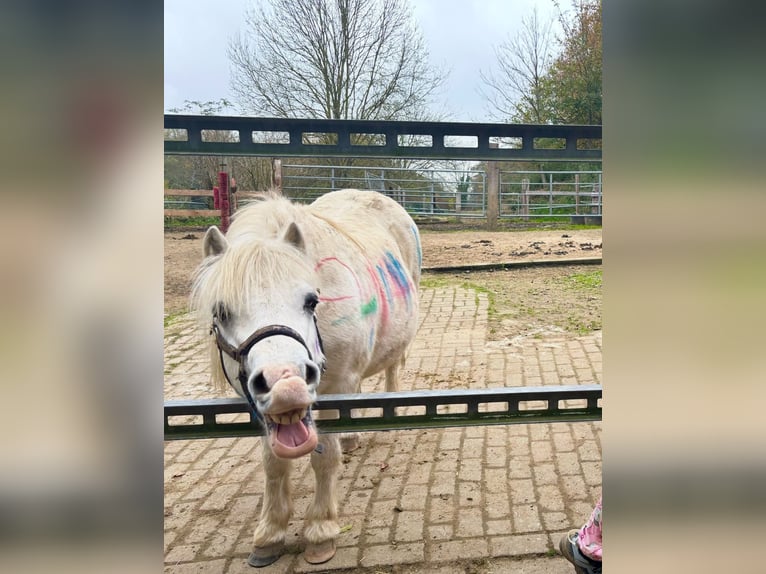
[
  {"left": 165, "top": 216, "right": 219, "bottom": 229},
  {"left": 419, "top": 276, "right": 452, "bottom": 289},
  {"left": 421, "top": 266, "right": 601, "bottom": 339},
  {"left": 563, "top": 269, "right": 602, "bottom": 290},
  {"left": 164, "top": 310, "right": 186, "bottom": 328}
]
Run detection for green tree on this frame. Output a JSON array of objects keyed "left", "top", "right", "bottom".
[
  {"left": 545, "top": 0, "right": 602, "bottom": 124},
  {"left": 483, "top": 0, "right": 601, "bottom": 126},
  {"left": 480, "top": 7, "right": 555, "bottom": 124}
]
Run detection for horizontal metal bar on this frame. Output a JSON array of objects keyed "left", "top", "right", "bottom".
[
  {"left": 164, "top": 385, "right": 601, "bottom": 440},
  {"left": 164, "top": 115, "right": 601, "bottom": 162}
]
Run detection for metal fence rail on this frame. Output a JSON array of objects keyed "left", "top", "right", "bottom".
[
  {"left": 164, "top": 385, "right": 602, "bottom": 441},
  {"left": 271, "top": 163, "right": 486, "bottom": 217},
  {"left": 164, "top": 115, "right": 601, "bottom": 162}
]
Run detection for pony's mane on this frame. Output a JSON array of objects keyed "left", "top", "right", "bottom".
[
  {"left": 190, "top": 238, "right": 312, "bottom": 322},
  {"left": 190, "top": 193, "right": 315, "bottom": 392},
  {"left": 190, "top": 192, "right": 316, "bottom": 324}
]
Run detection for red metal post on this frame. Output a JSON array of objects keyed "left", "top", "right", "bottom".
[{"left": 218, "top": 171, "right": 230, "bottom": 232}]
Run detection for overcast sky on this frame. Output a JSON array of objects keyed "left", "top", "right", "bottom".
[{"left": 164, "top": 0, "right": 559, "bottom": 122}]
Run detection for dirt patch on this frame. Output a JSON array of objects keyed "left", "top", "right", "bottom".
[
  {"left": 420, "top": 228, "right": 602, "bottom": 268},
  {"left": 164, "top": 227, "right": 603, "bottom": 337},
  {"left": 423, "top": 265, "right": 601, "bottom": 341}
]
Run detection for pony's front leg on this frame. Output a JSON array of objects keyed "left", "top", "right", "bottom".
[
  {"left": 302, "top": 434, "right": 341, "bottom": 564},
  {"left": 248, "top": 439, "right": 292, "bottom": 567}
]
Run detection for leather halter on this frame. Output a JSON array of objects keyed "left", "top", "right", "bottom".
[{"left": 210, "top": 315, "right": 325, "bottom": 417}]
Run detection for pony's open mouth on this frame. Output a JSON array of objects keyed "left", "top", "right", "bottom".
[{"left": 265, "top": 408, "right": 318, "bottom": 458}]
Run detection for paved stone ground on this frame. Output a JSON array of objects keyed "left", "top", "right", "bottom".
[{"left": 164, "top": 286, "right": 602, "bottom": 573}]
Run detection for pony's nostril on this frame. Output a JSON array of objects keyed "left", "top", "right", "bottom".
[
  {"left": 252, "top": 371, "right": 269, "bottom": 394},
  {"left": 304, "top": 362, "right": 320, "bottom": 386}
]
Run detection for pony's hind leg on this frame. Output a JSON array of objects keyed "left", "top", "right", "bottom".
[
  {"left": 303, "top": 433, "right": 341, "bottom": 564},
  {"left": 385, "top": 361, "right": 401, "bottom": 392},
  {"left": 249, "top": 439, "right": 292, "bottom": 567}
]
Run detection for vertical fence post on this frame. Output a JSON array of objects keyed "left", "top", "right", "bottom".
[
  {"left": 271, "top": 158, "right": 282, "bottom": 194},
  {"left": 548, "top": 172, "right": 553, "bottom": 216},
  {"left": 218, "top": 170, "right": 230, "bottom": 232},
  {"left": 521, "top": 178, "right": 530, "bottom": 221},
  {"left": 575, "top": 173, "right": 580, "bottom": 215},
  {"left": 485, "top": 142, "right": 499, "bottom": 230},
  {"left": 596, "top": 172, "right": 602, "bottom": 215},
  {"left": 593, "top": 182, "right": 601, "bottom": 215}
]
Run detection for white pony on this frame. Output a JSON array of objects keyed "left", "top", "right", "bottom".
[{"left": 191, "top": 189, "right": 421, "bottom": 566}]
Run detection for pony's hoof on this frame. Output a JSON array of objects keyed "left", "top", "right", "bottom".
[
  {"left": 303, "top": 540, "right": 336, "bottom": 564},
  {"left": 247, "top": 543, "right": 284, "bottom": 568}
]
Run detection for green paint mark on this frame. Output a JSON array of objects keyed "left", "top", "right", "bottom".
[{"left": 361, "top": 297, "right": 378, "bottom": 316}]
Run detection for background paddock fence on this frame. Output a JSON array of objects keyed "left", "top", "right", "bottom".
[
  {"left": 164, "top": 115, "right": 602, "bottom": 227},
  {"left": 499, "top": 170, "right": 602, "bottom": 220},
  {"left": 165, "top": 167, "right": 602, "bottom": 224},
  {"left": 274, "top": 163, "right": 486, "bottom": 217},
  {"left": 164, "top": 187, "right": 266, "bottom": 219}
]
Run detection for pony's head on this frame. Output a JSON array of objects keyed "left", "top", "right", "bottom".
[{"left": 191, "top": 220, "right": 325, "bottom": 459}]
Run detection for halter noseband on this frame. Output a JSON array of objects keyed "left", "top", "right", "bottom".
[{"left": 210, "top": 315, "right": 325, "bottom": 417}]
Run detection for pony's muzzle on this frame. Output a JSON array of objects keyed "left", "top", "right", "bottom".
[
  {"left": 252, "top": 369, "right": 320, "bottom": 459},
  {"left": 251, "top": 361, "right": 321, "bottom": 395}
]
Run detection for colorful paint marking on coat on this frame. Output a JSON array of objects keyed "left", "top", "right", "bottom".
[
  {"left": 314, "top": 257, "right": 360, "bottom": 303},
  {"left": 383, "top": 252, "right": 413, "bottom": 311},
  {"left": 361, "top": 297, "right": 378, "bottom": 316},
  {"left": 316, "top": 256, "right": 380, "bottom": 335},
  {"left": 411, "top": 224, "right": 422, "bottom": 268}
]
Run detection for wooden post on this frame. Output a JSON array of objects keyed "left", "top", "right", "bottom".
[
  {"left": 521, "top": 178, "right": 530, "bottom": 221},
  {"left": 271, "top": 158, "right": 282, "bottom": 194},
  {"left": 485, "top": 142, "right": 499, "bottom": 230}
]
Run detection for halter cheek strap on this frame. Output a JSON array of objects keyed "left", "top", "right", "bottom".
[{"left": 210, "top": 316, "right": 326, "bottom": 418}]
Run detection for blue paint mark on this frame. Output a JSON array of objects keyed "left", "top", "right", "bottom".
[
  {"left": 368, "top": 327, "right": 375, "bottom": 350},
  {"left": 376, "top": 264, "right": 393, "bottom": 304},
  {"left": 331, "top": 315, "right": 354, "bottom": 326},
  {"left": 412, "top": 225, "right": 422, "bottom": 268},
  {"left": 384, "top": 252, "right": 412, "bottom": 309}
]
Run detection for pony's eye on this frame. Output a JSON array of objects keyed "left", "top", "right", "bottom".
[
  {"left": 214, "top": 302, "right": 231, "bottom": 323},
  {"left": 304, "top": 293, "right": 319, "bottom": 313}
]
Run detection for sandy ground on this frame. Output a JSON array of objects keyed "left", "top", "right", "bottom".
[
  {"left": 164, "top": 226, "right": 602, "bottom": 339},
  {"left": 165, "top": 228, "right": 600, "bottom": 310}
]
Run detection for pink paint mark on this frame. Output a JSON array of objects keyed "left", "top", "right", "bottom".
[
  {"left": 319, "top": 295, "right": 354, "bottom": 303},
  {"left": 365, "top": 261, "right": 389, "bottom": 330},
  {"left": 315, "top": 256, "right": 364, "bottom": 304}
]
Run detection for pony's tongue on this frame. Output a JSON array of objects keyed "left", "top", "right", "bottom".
[
  {"left": 275, "top": 421, "right": 309, "bottom": 447},
  {"left": 269, "top": 419, "right": 318, "bottom": 458}
]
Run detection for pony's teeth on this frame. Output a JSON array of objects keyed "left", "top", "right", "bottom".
[{"left": 291, "top": 411, "right": 300, "bottom": 424}]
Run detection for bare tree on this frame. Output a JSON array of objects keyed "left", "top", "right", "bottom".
[
  {"left": 228, "top": 0, "right": 444, "bottom": 121},
  {"left": 480, "top": 7, "right": 555, "bottom": 123}
]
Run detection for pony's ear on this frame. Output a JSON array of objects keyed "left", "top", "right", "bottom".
[
  {"left": 203, "top": 226, "right": 228, "bottom": 257},
  {"left": 282, "top": 221, "right": 306, "bottom": 252}
]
